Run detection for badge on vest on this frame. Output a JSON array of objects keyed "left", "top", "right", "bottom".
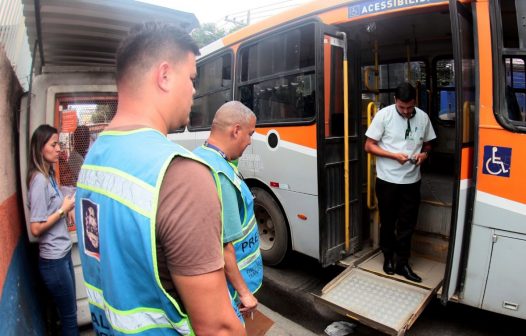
[{"left": 81, "top": 199, "right": 100, "bottom": 261}]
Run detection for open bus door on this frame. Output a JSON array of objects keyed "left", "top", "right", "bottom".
[
  {"left": 317, "top": 24, "right": 362, "bottom": 267},
  {"left": 315, "top": 3, "right": 475, "bottom": 334},
  {"left": 441, "top": 0, "right": 476, "bottom": 304}
]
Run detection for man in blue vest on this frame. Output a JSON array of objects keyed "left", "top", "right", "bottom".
[
  {"left": 75, "top": 22, "right": 245, "bottom": 335},
  {"left": 194, "top": 101, "right": 263, "bottom": 322}
]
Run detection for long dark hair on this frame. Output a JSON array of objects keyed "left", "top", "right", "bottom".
[{"left": 27, "top": 124, "right": 58, "bottom": 187}]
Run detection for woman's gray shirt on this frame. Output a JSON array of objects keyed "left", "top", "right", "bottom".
[{"left": 28, "top": 172, "right": 72, "bottom": 259}]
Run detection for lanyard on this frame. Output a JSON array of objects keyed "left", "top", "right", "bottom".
[
  {"left": 203, "top": 141, "right": 244, "bottom": 180},
  {"left": 405, "top": 118, "right": 411, "bottom": 140},
  {"left": 49, "top": 175, "right": 60, "bottom": 195},
  {"left": 396, "top": 106, "right": 414, "bottom": 140},
  {"left": 204, "top": 141, "right": 227, "bottom": 160}
]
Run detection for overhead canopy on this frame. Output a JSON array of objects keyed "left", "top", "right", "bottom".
[{"left": 22, "top": 0, "right": 199, "bottom": 67}]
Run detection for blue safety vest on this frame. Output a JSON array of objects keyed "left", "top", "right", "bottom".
[
  {"left": 194, "top": 145, "right": 263, "bottom": 300},
  {"left": 76, "top": 129, "right": 220, "bottom": 335}
]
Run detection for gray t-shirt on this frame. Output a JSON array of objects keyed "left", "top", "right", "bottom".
[{"left": 28, "top": 172, "right": 72, "bottom": 259}]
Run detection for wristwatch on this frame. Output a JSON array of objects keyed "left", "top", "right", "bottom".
[{"left": 57, "top": 208, "right": 65, "bottom": 218}]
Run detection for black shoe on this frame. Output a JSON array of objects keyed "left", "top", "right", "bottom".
[
  {"left": 395, "top": 264, "right": 422, "bottom": 283},
  {"left": 383, "top": 257, "right": 395, "bottom": 275}
]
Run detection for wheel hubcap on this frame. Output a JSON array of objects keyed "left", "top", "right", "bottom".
[{"left": 256, "top": 204, "right": 275, "bottom": 251}]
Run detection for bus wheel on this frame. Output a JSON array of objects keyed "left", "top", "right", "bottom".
[{"left": 252, "top": 187, "right": 289, "bottom": 266}]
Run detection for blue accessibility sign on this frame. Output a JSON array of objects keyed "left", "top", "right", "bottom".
[
  {"left": 483, "top": 146, "right": 512, "bottom": 177},
  {"left": 348, "top": 0, "right": 444, "bottom": 18}
]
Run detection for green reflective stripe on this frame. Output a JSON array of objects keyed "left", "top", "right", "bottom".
[
  {"left": 237, "top": 248, "right": 261, "bottom": 271},
  {"left": 84, "top": 284, "right": 192, "bottom": 335},
  {"left": 233, "top": 216, "right": 257, "bottom": 244},
  {"left": 78, "top": 165, "right": 154, "bottom": 217},
  {"left": 99, "top": 128, "right": 165, "bottom": 137}
]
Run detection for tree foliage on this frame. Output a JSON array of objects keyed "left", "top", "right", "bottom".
[{"left": 191, "top": 22, "right": 241, "bottom": 48}]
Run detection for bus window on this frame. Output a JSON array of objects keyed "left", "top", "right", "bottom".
[
  {"left": 190, "top": 53, "right": 232, "bottom": 130},
  {"left": 238, "top": 24, "right": 316, "bottom": 124},
  {"left": 435, "top": 59, "right": 456, "bottom": 122},
  {"left": 504, "top": 58, "right": 526, "bottom": 122},
  {"left": 495, "top": 0, "right": 526, "bottom": 128},
  {"left": 361, "top": 61, "right": 426, "bottom": 108}
]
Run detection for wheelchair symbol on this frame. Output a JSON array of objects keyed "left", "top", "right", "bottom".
[{"left": 484, "top": 146, "right": 511, "bottom": 177}]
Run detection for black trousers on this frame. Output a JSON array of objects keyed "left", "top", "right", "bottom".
[{"left": 376, "top": 178, "right": 421, "bottom": 264}]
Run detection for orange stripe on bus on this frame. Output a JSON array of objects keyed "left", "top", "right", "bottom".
[
  {"left": 461, "top": 146, "right": 474, "bottom": 180},
  {"left": 255, "top": 124, "right": 317, "bottom": 150},
  {"left": 476, "top": 1, "right": 496, "bottom": 129}
]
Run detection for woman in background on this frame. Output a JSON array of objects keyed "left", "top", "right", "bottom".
[{"left": 27, "top": 124, "right": 78, "bottom": 335}]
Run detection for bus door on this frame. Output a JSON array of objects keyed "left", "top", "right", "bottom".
[
  {"left": 315, "top": 11, "right": 456, "bottom": 336},
  {"left": 441, "top": 0, "right": 476, "bottom": 303},
  {"left": 317, "top": 24, "right": 362, "bottom": 267}
]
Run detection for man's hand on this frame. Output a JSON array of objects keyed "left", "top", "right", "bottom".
[
  {"left": 365, "top": 138, "right": 409, "bottom": 165},
  {"left": 392, "top": 153, "right": 410, "bottom": 165},
  {"left": 415, "top": 152, "right": 428, "bottom": 166},
  {"left": 238, "top": 292, "right": 258, "bottom": 317}
]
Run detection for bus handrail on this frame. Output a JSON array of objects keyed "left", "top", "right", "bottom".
[
  {"left": 363, "top": 67, "right": 379, "bottom": 93},
  {"left": 340, "top": 32, "right": 351, "bottom": 254},
  {"left": 367, "top": 102, "right": 378, "bottom": 210}
]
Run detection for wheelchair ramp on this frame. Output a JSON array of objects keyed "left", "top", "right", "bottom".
[{"left": 316, "top": 253, "right": 444, "bottom": 335}]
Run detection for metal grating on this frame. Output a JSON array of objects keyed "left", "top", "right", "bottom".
[
  {"left": 56, "top": 94, "right": 117, "bottom": 231},
  {"left": 322, "top": 269, "right": 429, "bottom": 333}
]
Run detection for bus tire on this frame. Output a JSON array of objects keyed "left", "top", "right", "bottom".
[{"left": 252, "top": 187, "right": 289, "bottom": 266}]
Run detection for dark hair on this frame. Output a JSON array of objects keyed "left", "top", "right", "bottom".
[
  {"left": 394, "top": 82, "right": 416, "bottom": 102},
  {"left": 115, "top": 21, "right": 200, "bottom": 84},
  {"left": 73, "top": 125, "right": 91, "bottom": 156},
  {"left": 27, "top": 124, "right": 58, "bottom": 187}
]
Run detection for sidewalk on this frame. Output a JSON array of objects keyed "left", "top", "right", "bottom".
[{"left": 248, "top": 304, "right": 317, "bottom": 336}]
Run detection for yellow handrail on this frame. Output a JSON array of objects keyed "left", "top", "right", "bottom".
[
  {"left": 340, "top": 32, "right": 350, "bottom": 254},
  {"left": 363, "top": 40, "right": 380, "bottom": 96},
  {"left": 363, "top": 67, "right": 379, "bottom": 93}
]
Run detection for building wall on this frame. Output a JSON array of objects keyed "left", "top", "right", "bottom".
[{"left": 0, "top": 46, "right": 45, "bottom": 335}]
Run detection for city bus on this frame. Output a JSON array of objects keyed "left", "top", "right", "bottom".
[{"left": 170, "top": 0, "right": 526, "bottom": 334}]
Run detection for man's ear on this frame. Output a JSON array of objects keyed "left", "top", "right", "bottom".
[
  {"left": 157, "top": 62, "right": 171, "bottom": 92},
  {"left": 232, "top": 124, "right": 242, "bottom": 138}
]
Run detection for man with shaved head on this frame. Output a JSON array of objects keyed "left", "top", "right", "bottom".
[
  {"left": 76, "top": 22, "right": 245, "bottom": 335},
  {"left": 194, "top": 101, "right": 263, "bottom": 324}
]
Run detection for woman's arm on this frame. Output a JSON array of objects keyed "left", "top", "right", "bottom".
[{"left": 30, "top": 194, "right": 75, "bottom": 237}]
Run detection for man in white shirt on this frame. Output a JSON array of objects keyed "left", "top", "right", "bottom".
[{"left": 365, "top": 82, "right": 436, "bottom": 283}]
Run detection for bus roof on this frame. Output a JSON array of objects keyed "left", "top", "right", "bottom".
[{"left": 199, "top": 0, "right": 449, "bottom": 58}]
